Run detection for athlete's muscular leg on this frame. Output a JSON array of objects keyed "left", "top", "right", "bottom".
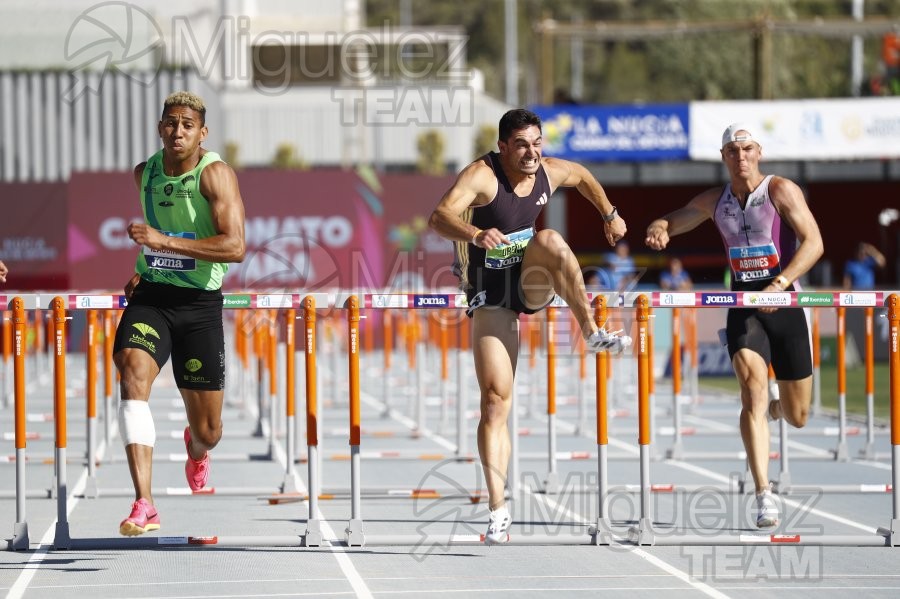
[
  {"left": 473, "top": 308, "right": 519, "bottom": 511},
  {"left": 520, "top": 229, "right": 597, "bottom": 340},
  {"left": 732, "top": 349, "right": 772, "bottom": 494},
  {"left": 768, "top": 378, "right": 811, "bottom": 427},
  {"left": 181, "top": 389, "right": 224, "bottom": 458},
  {"left": 114, "top": 348, "right": 161, "bottom": 502}
]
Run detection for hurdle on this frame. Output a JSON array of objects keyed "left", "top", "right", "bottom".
[
  {"left": 8, "top": 291, "right": 898, "bottom": 550},
  {"left": 623, "top": 293, "right": 898, "bottom": 547},
  {"left": 331, "top": 293, "right": 603, "bottom": 546},
  {"left": 5, "top": 292, "right": 368, "bottom": 550}
]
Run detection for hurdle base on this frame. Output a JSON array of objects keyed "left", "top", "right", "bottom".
[
  {"left": 280, "top": 472, "right": 301, "bottom": 494},
  {"left": 9, "top": 522, "right": 29, "bottom": 551},
  {"left": 83, "top": 476, "right": 100, "bottom": 499},
  {"left": 665, "top": 442, "right": 684, "bottom": 460},
  {"left": 859, "top": 443, "right": 877, "bottom": 461},
  {"left": 589, "top": 518, "right": 619, "bottom": 546},
  {"left": 544, "top": 472, "right": 560, "bottom": 496},
  {"left": 304, "top": 520, "right": 323, "bottom": 547},
  {"left": 881, "top": 520, "right": 900, "bottom": 547},
  {"left": 834, "top": 441, "right": 849, "bottom": 462},
  {"left": 53, "top": 522, "right": 71, "bottom": 550},
  {"left": 346, "top": 519, "right": 365, "bottom": 547},
  {"left": 773, "top": 472, "right": 792, "bottom": 495},
  {"left": 628, "top": 518, "right": 655, "bottom": 546}
]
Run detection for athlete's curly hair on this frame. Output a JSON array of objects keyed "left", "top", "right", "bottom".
[{"left": 162, "top": 91, "right": 206, "bottom": 125}]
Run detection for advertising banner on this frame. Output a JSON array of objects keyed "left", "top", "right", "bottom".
[
  {"left": 690, "top": 98, "right": 900, "bottom": 161},
  {"left": 531, "top": 104, "right": 690, "bottom": 161},
  {"left": 0, "top": 182, "right": 69, "bottom": 289}
]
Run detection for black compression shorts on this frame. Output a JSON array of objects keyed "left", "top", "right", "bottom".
[
  {"left": 725, "top": 306, "right": 812, "bottom": 381},
  {"left": 464, "top": 263, "right": 555, "bottom": 317},
  {"left": 114, "top": 279, "right": 225, "bottom": 391}
]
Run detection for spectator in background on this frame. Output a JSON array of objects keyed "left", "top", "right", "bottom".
[
  {"left": 0, "top": 260, "right": 8, "bottom": 283},
  {"left": 604, "top": 240, "right": 636, "bottom": 291},
  {"left": 582, "top": 266, "right": 608, "bottom": 290},
  {"left": 843, "top": 242, "right": 885, "bottom": 290},
  {"left": 660, "top": 257, "right": 692, "bottom": 291}
]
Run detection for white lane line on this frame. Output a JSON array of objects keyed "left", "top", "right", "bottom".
[
  {"left": 605, "top": 435, "right": 883, "bottom": 535},
  {"left": 271, "top": 433, "right": 373, "bottom": 599},
  {"left": 530, "top": 489, "right": 731, "bottom": 599},
  {"left": 7, "top": 440, "right": 99, "bottom": 599},
  {"left": 360, "top": 393, "right": 456, "bottom": 452}
]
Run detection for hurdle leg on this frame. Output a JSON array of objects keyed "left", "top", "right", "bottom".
[
  {"left": 345, "top": 296, "right": 364, "bottom": 546},
  {"left": 84, "top": 310, "right": 99, "bottom": 498},
  {"left": 629, "top": 296, "right": 655, "bottom": 545},
  {"left": 10, "top": 298, "right": 29, "bottom": 550},
  {"left": 835, "top": 307, "right": 850, "bottom": 461},
  {"left": 776, "top": 414, "right": 792, "bottom": 494},
  {"left": 591, "top": 297, "right": 614, "bottom": 545},
  {"left": 51, "top": 297, "right": 71, "bottom": 549},
  {"left": 455, "top": 347, "right": 468, "bottom": 457},
  {"left": 544, "top": 308, "right": 559, "bottom": 495},
  {"left": 885, "top": 295, "right": 899, "bottom": 546},
  {"left": 302, "top": 297, "right": 322, "bottom": 547},
  {"left": 861, "top": 307, "right": 876, "bottom": 460}
]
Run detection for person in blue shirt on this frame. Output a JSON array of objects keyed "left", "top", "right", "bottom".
[
  {"left": 843, "top": 242, "right": 885, "bottom": 290},
  {"left": 660, "top": 257, "right": 692, "bottom": 291},
  {"left": 604, "top": 240, "right": 636, "bottom": 291}
]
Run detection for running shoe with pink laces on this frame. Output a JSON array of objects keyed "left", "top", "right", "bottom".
[
  {"left": 184, "top": 426, "right": 210, "bottom": 491},
  {"left": 119, "top": 498, "right": 160, "bottom": 536}
]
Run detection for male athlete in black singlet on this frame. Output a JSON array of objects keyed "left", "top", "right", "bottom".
[{"left": 430, "top": 109, "right": 630, "bottom": 544}]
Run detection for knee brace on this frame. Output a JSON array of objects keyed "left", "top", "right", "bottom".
[{"left": 118, "top": 399, "right": 156, "bottom": 447}]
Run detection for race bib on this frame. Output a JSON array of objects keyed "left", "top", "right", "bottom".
[
  {"left": 485, "top": 227, "right": 534, "bottom": 269},
  {"left": 729, "top": 243, "right": 781, "bottom": 282},
  {"left": 144, "top": 231, "right": 197, "bottom": 272}
]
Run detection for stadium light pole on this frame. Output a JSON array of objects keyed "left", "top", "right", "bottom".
[
  {"left": 505, "top": 0, "right": 518, "bottom": 105},
  {"left": 851, "top": 0, "right": 865, "bottom": 97}
]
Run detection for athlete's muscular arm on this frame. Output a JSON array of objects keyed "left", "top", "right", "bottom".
[
  {"left": 128, "top": 161, "right": 246, "bottom": 264},
  {"left": 543, "top": 158, "right": 625, "bottom": 246},
  {"left": 766, "top": 176, "right": 824, "bottom": 289},
  {"left": 428, "top": 160, "right": 509, "bottom": 250},
  {"left": 645, "top": 190, "right": 718, "bottom": 250}
]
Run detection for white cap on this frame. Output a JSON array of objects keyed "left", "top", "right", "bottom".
[{"left": 721, "top": 122, "right": 759, "bottom": 149}]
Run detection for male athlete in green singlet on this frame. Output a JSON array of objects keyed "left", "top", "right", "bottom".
[{"left": 113, "top": 91, "right": 246, "bottom": 536}]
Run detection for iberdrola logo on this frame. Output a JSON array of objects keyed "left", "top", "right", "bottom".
[
  {"left": 185, "top": 358, "right": 202, "bottom": 373},
  {"left": 132, "top": 322, "right": 160, "bottom": 339}
]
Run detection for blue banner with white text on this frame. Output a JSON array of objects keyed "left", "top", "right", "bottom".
[{"left": 530, "top": 104, "right": 690, "bottom": 161}]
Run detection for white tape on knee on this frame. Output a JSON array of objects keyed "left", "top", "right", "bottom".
[{"left": 118, "top": 400, "right": 156, "bottom": 447}]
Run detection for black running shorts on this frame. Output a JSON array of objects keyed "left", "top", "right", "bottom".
[
  {"left": 114, "top": 279, "right": 226, "bottom": 391},
  {"left": 725, "top": 306, "right": 812, "bottom": 381},
  {"left": 464, "top": 263, "right": 555, "bottom": 317}
]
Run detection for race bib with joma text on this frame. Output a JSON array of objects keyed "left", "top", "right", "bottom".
[
  {"left": 143, "top": 231, "right": 197, "bottom": 272},
  {"left": 485, "top": 227, "right": 534, "bottom": 269},
  {"left": 729, "top": 243, "right": 781, "bottom": 282}
]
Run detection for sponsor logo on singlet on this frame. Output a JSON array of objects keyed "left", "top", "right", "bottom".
[
  {"left": 143, "top": 231, "right": 197, "bottom": 272},
  {"left": 728, "top": 243, "right": 781, "bottom": 283}
]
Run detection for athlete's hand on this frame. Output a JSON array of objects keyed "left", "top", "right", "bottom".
[
  {"left": 644, "top": 220, "right": 670, "bottom": 250},
  {"left": 127, "top": 223, "right": 167, "bottom": 250},
  {"left": 123, "top": 273, "right": 141, "bottom": 300},
  {"left": 758, "top": 282, "right": 785, "bottom": 314},
  {"left": 0, "top": 260, "right": 8, "bottom": 283},
  {"left": 603, "top": 214, "right": 627, "bottom": 246},
  {"left": 473, "top": 228, "right": 510, "bottom": 250}
]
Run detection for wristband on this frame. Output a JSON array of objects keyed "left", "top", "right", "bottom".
[
  {"left": 773, "top": 275, "right": 790, "bottom": 289},
  {"left": 602, "top": 206, "right": 618, "bottom": 223},
  {"left": 471, "top": 229, "right": 483, "bottom": 245}
]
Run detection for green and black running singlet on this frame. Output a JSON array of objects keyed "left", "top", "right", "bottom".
[{"left": 136, "top": 151, "right": 227, "bottom": 290}]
